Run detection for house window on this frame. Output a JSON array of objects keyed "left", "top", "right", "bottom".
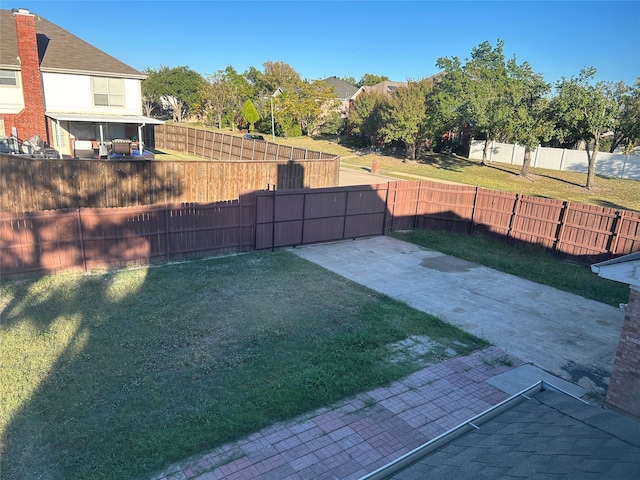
[
  {"left": 92, "top": 77, "right": 124, "bottom": 107},
  {"left": 0, "top": 70, "right": 18, "bottom": 86}
]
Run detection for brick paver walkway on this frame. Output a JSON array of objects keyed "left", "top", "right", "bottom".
[{"left": 151, "top": 346, "right": 525, "bottom": 480}]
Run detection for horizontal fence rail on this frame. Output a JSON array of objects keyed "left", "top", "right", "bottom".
[{"left": 2, "top": 180, "right": 639, "bottom": 278}]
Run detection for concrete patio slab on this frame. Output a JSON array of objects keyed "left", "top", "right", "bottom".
[{"left": 290, "top": 235, "right": 625, "bottom": 395}]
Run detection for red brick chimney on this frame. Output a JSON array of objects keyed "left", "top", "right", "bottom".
[{"left": 11, "top": 8, "right": 47, "bottom": 141}]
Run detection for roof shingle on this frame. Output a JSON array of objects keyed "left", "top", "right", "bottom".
[{"left": 0, "top": 8, "right": 144, "bottom": 78}]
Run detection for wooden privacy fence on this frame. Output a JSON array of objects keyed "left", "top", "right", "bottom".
[
  {"left": 153, "top": 124, "right": 339, "bottom": 163},
  {"left": 1, "top": 199, "right": 256, "bottom": 277},
  {"left": 2, "top": 180, "right": 639, "bottom": 278},
  {"left": 0, "top": 147, "right": 340, "bottom": 212}
]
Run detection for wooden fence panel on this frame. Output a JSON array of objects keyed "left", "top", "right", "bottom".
[
  {"left": 415, "top": 182, "right": 476, "bottom": 234},
  {"left": 472, "top": 188, "right": 516, "bottom": 237},
  {"left": 613, "top": 211, "right": 640, "bottom": 255},
  {"left": 80, "top": 206, "right": 166, "bottom": 270},
  {"left": 0, "top": 209, "right": 82, "bottom": 275},
  {"left": 558, "top": 203, "right": 619, "bottom": 257},
  {"left": 387, "top": 181, "right": 419, "bottom": 232},
  {"left": 510, "top": 196, "right": 564, "bottom": 249}
]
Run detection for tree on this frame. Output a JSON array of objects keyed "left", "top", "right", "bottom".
[
  {"left": 505, "top": 61, "right": 552, "bottom": 178},
  {"left": 141, "top": 68, "right": 161, "bottom": 117},
  {"left": 609, "top": 78, "right": 640, "bottom": 153},
  {"left": 259, "top": 61, "right": 301, "bottom": 93},
  {"left": 340, "top": 76, "right": 357, "bottom": 86},
  {"left": 241, "top": 99, "right": 260, "bottom": 131},
  {"left": 378, "top": 79, "right": 434, "bottom": 160},
  {"left": 549, "top": 67, "right": 618, "bottom": 189},
  {"left": 297, "top": 79, "right": 338, "bottom": 135},
  {"left": 348, "top": 91, "right": 386, "bottom": 145},
  {"left": 320, "top": 111, "right": 346, "bottom": 138},
  {"left": 141, "top": 66, "right": 204, "bottom": 123},
  {"left": 437, "top": 40, "right": 517, "bottom": 166},
  {"left": 201, "top": 66, "right": 253, "bottom": 130},
  {"left": 357, "top": 73, "right": 390, "bottom": 87}
]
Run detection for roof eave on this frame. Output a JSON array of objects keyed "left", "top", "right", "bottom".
[{"left": 41, "top": 67, "right": 146, "bottom": 80}]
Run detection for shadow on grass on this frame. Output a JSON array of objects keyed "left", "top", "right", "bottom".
[
  {"left": 0, "top": 251, "right": 485, "bottom": 480},
  {"left": 416, "top": 153, "right": 480, "bottom": 172}
]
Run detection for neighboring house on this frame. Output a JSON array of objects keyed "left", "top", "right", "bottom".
[
  {"left": 0, "top": 8, "right": 162, "bottom": 158},
  {"left": 322, "top": 76, "right": 359, "bottom": 117},
  {"left": 358, "top": 80, "right": 408, "bottom": 99}
]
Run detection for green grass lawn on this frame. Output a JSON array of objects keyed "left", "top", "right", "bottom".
[
  {"left": 392, "top": 229, "right": 630, "bottom": 307},
  {"left": 0, "top": 251, "right": 486, "bottom": 480},
  {"left": 167, "top": 123, "right": 640, "bottom": 212}
]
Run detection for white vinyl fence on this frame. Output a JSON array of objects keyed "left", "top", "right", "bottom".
[{"left": 469, "top": 140, "right": 640, "bottom": 181}]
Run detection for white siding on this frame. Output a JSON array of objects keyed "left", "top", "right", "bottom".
[
  {"left": 42, "top": 73, "right": 143, "bottom": 115},
  {"left": 0, "top": 71, "right": 25, "bottom": 114}
]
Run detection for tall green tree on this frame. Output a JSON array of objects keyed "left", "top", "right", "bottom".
[
  {"left": 506, "top": 61, "right": 552, "bottom": 177},
  {"left": 357, "top": 73, "right": 390, "bottom": 87},
  {"left": 437, "top": 40, "right": 517, "bottom": 166},
  {"left": 259, "top": 61, "right": 301, "bottom": 93},
  {"left": 141, "top": 66, "right": 204, "bottom": 123},
  {"left": 141, "top": 68, "right": 161, "bottom": 117},
  {"left": 340, "top": 76, "right": 357, "bottom": 86},
  {"left": 348, "top": 91, "right": 386, "bottom": 145},
  {"left": 549, "top": 67, "right": 618, "bottom": 189},
  {"left": 609, "top": 78, "right": 640, "bottom": 153},
  {"left": 202, "top": 66, "right": 253, "bottom": 129},
  {"left": 241, "top": 99, "right": 260, "bottom": 131},
  {"left": 378, "top": 79, "right": 434, "bottom": 160},
  {"left": 297, "top": 79, "right": 338, "bottom": 135}
]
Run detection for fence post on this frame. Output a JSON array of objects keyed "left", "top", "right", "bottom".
[
  {"left": 210, "top": 132, "right": 215, "bottom": 160},
  {"left": 533, "top": 144, "right": 540, "bottom": 167},
  {"left": 165, "top": 204, "right": 171, "bottom": 262},
  {"left": 186, "top": 127, "right": 189, "bottom": 154},
  {"left": 608, "top": 211, "right": 624, "bottom": 256},
  {"left": 413, "top": 181, "right": 423, "bottom": 229},
  {"left": 382, "top": 182, "right": 391, "bottom": 235},
  {"left": 271, "top": 187, "right": 276, "bottom": 252},
  {"left": 507, "top": 193, "right": 520, "bottom": 242},
  {"left": 469, "top": 186, "right": 479, "bottom": 235},
  {"left": 76, "top": 208, "right": 87, "bottom": 272},
  {"left": 202, "top": 131, "right": 206, "bottom": 158},
  {"left": 559, "top": 149, "right": 566, "bottom": 171},
  {"left": 510, "top": 144, "right": 517, "bottom": 165},
  {"left": 554, "top": 201, "right": 569, "bottom": 255},
  {"left": 228, "top": 136, "right": 233, "bottom": 161}
]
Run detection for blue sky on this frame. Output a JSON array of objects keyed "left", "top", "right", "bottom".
[{"left": 13, "top": 0, "right": 640, "bottom": 86}]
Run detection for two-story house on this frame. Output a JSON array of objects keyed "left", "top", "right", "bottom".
[{"left": 0, "top": 7, "right": 162, "bottom": 158}]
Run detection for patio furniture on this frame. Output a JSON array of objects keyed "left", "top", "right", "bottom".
[
  {"left": 112, "top": 139, "right": 131, "bottom": 155},
  {"left": 73, "top": 140, "right": 94, "bottom": 158}
]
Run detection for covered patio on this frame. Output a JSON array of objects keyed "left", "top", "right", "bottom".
[{"left": 45, "top": 112, "right": 164, "bottom": 159}]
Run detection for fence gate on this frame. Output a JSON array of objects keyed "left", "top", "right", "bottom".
[{"left": 254, "top": 185, "right": 390, "bottom": 250}]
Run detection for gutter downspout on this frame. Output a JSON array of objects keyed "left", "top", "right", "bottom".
[{"left": 56, "top": 119, "right": 63, "bottom": 158}]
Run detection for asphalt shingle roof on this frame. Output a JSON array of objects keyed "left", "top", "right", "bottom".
[
  {"left": 0, "top": 8, "right": 143, "bottom": 78},
  {"left": 323, "top": 76, "right": 359, "bottom": 100},
  {"left": 389, "top": 389, "right": 640, "bottom": 479}
]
